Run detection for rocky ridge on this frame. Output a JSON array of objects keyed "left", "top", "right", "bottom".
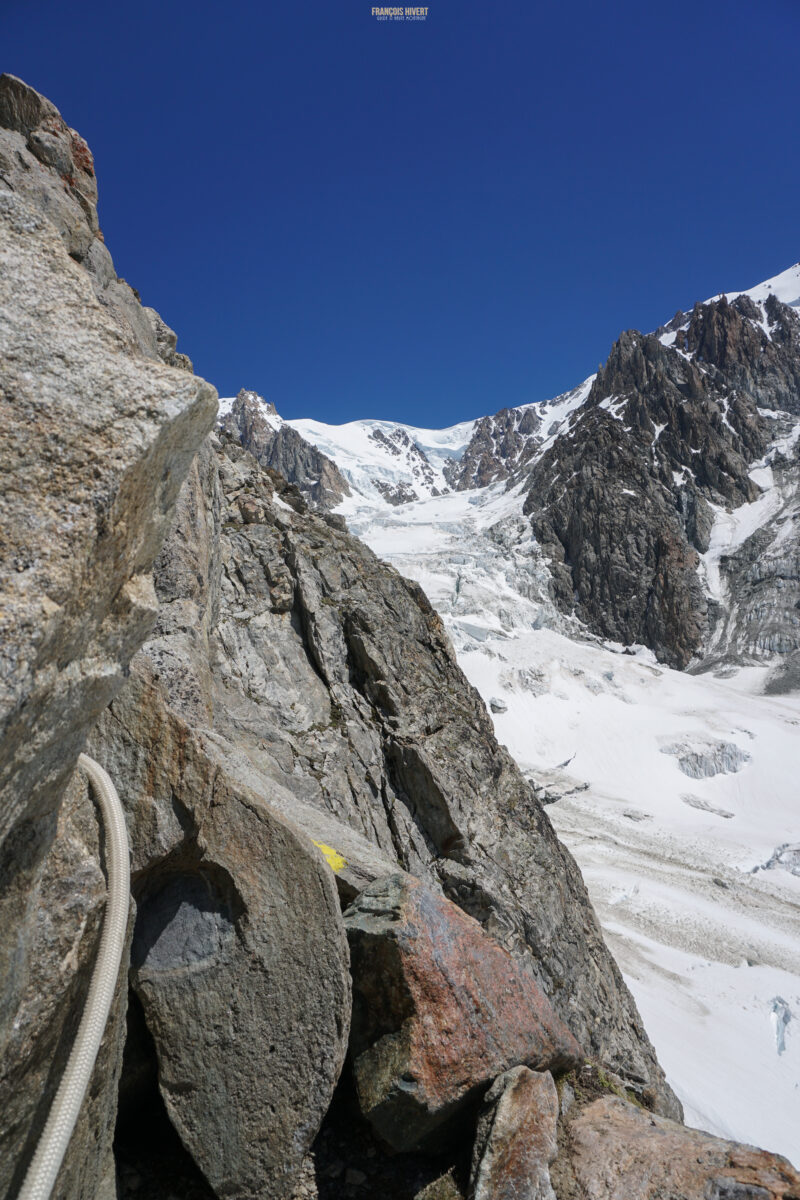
[
  {"left": 444, "top": 404, "right": 543, "bottom": 490},
  {"left": 522, "top": 293, "right": 800, "bottom": 668},
  {"left": 2, "top": 72, "right": 799, "bottom": 1200},
  {"left": 221, "top": 389, "right": 351, "bottom": 509}
]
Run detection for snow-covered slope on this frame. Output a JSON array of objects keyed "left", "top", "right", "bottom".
[
  {"left": 288, "top": 415, "right": 475, "bottom": 504},
  {"left": 709, "top": 260, "right": 800, "bottom": 313}
]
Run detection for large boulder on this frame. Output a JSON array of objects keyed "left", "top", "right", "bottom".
[
  {"left": 551, "top": 1093, "right": 800, "bottom": 1200},
  {"left": 91, "top": 665, "right": 352, "bottom": 1200},
  {"left": 343, "top": 874, "right": 582, "bottom": 1151},
  {"left": 469, "top": 1067, "right": 559, "bottom": 1200}
]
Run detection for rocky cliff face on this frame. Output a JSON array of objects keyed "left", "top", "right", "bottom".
[
  {"left": 3, "top": 73, "right": 798, "bottom": 1200},
  {"left": 0, "top": 72, "right": 216, "bottom": 1200},
  {"left": 444, "top": 405, "right": 542, "bottom": 490},
  {"left": 221, "top": 389, "right": 351, "bottom": 509},
  {"left": 516, "top": 294, "right": 800, "bottom": 668}
]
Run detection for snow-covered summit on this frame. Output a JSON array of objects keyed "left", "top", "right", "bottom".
[
  {"left": 288, "top": 414, "right": 475, "bottom": 505},
  {"left": 708, "top": 260, "right": 800, "bottom": 313}
]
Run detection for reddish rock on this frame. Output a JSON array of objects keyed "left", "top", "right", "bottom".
[
  {"left": 344, "top": 874, "right": 583, "bottom": 1151},
  {"left": 469, "top": 1067, "right": 559, "bottom": 1200},
  {"left": 552, "top": 1094, "right": 800, "bottom": 1199}
]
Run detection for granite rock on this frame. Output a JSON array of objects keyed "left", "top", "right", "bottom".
[
  {"left": 0, "top": 91, "right": 216, "bottom": 1198},
  {"left": 551, "top": 1093, "right": 800, "bottom": 1200},
  {"left": 344, "top": 875, "right": 581, "bottom": 1150},
  {"left": 91, "top": 666, "right": 352, "bottom": 1200},
  {"left": 469, "top": 1067, "right": 559, "bottom": 1200}
]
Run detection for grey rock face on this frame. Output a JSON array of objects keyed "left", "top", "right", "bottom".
[
  {"left": 142, "top": 306, "right": 194, "bottom": 372},
  {"left": 678, "top": 292, "right": 800, "bottom": 416},
  {"left": 161, "top": 422, "right": 681, "bottom": 1123},
  {"left": 0, "top": 85, "right": 216, "bottom": 1200},
  {"left": 445, "top": 406, "right": 542, "bottom": 491},
  {"left": 469, "top": 1067, "right": 559, "bottom": 1200},
  {"left": 221, "top": 389, "right": 351, "bottom": 509},
  {"left": 522, "top": 307, "right": 777, "bottom": 667},
  {"left": 0, "top": 73, "right": 190, "bottom": 367}
]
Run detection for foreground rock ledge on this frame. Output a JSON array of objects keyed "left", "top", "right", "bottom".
[
  {"left": 344, "top": 874, "right": 583, "bottom": 1151},
  {"left": 94, "top": 665, "right": 352, "bottom": 1200},
  {"left": 552, "top": 1093, "right": 800, "bottom": 1200}
]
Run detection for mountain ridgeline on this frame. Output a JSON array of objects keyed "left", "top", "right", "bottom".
[
  {"left": 2, "top": 72, "right": 800, "bottom": 1200},
  {"left": 240, "top": 269, "right": 800, "bottom": 681}
]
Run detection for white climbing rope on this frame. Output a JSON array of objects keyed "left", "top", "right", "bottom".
[{"left": 18, "top": 754, "right": 130, "bottom": 1200}]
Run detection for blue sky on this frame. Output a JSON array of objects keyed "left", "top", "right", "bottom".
[{"left": 4, "top": 0, "right": 799, "bottom": 426}]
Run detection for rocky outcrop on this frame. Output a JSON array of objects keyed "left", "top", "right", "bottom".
[
  {"left": 343, "top": 875, "right": 581, "bottom": 1150},
  {"left": 676, "top": 291, "right": 800, "bottom": 416},
  {"left": 0, "top": 73, "right": 190, "bottom": 368},
  {"left": 468, "top": 1067, "right": 559, "bottom": 1200},
  {"left": 196, "top": 427, "right": 679, "bottom": 1120},
  {"left": 0, "top": 83, "right": 216, "bottom": 1200},
  {"left": 369, "top": 426, "right": 445, "bottom": 500},
  {"left": 221, "top": 389, "right": 350, "bottom": 508},
  {"left": 445, "top": 407, "right": 541, "bottom": 490},
  {"left": 75, "top": 410, "right": 677, "bottom": 1191},
  {"left": 69, "top": 381, "right": 679, "bottom": 1191},
  {"left": 522, "top": 303, "right": 778, "bottom": 666},
  {"left": 552, "top": 1089, "right": 800, "bottom": 1199}
]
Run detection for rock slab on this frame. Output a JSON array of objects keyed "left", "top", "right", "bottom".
[
  {"left": 552, "top": 1094, "right": 800, "bottom": 1199},
  {"left": 469, "top": 1067, "right": 559, "bottom": 1200},
  {"left": 93, "top": 661, "right": 353, "bottom": 1200},
  {"left": 344, "top": 874, "right": 582, "bottom": 1151}
]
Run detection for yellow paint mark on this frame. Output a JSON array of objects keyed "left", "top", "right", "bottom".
[{"left": 313, "top": 841, "right": 347, "bottom": 873}]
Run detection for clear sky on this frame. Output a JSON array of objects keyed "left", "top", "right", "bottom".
[{"left": 4, "top": 0, "right": 799, "bottom": 426}]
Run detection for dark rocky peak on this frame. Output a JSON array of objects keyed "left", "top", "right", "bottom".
[
  {"left": 220, "top": 387, "right": 351, "bottom": 509},
  {"left": 0, "top": 73, "right": 192, "bottom": 371},
  {"left": 586, "top": 325, "right": 766, "bottom": 507},
  {"left": 656, "top": 286, "right": 800, "bottom": 415},
  {"left": 521, "top": 304, "right": 790, "bottom": 667},
  {"left": 446, "top": 404, "right": 543, "bottom": 490},
  {"left": 369, "top": 425, "right": 444, "bottom": 499},
  {"left": 370, "top": 424, "right": 417, "bottom": 457},
  {"left": 683, "top": 293, "right": 800, "bottom": 414}
]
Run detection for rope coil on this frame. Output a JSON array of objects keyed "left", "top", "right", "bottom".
[{"left": 18, "top": 754, "right": 131, "bottom": 1200}]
